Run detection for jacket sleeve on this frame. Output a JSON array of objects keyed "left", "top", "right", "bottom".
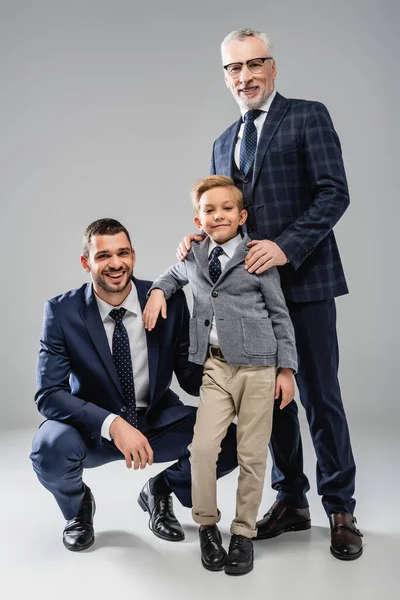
[
  {"left": 35, "top": 301, "right": 111, "bottom": 440},
  {"left": 172, "top": 291, "right": 203, "bottom": 396},
  {"left": 258, "top": 268, "right": 298, "bottom": 372},
  {"left": 274, "top": 102, "right": 350, "bottom": 270},
  {"left": 148, "top": 261, "right": 189, "bottom": 300}
]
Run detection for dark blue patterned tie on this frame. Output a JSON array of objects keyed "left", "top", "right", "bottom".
[
  {"left": 239, "top": 109, "right": 263, "bottom": 176},
  {"left": 109, "top": 308, "right": 137, "bottom": 428},
  {"left": 209, "top": 246, "right": 224, "bottom": 283}
]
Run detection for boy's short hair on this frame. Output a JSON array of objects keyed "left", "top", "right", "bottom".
[
  {"left": 191, "top": 175, "right": 244, "bottom": 213},
  {"left": 83, "top": 218, "right": 132, "bottom": 257}
]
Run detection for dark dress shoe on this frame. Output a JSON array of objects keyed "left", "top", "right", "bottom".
[
  {"left": 199, "top": 526, "right": 227, "bottom": 571},
  {"left": 330, "top": 512, "right": 363, "bottom": 561},
  {"left": 255, "top": 499, "right": 311, "bottom": 540},
  {"left": 63, "top": 484, "right": 96, "bottom": 552},
  {"left": 225, "top": 534, "right": 254, "bottom": 576},
  {"left": 138, "top": 480, "right": 185, "bottom": 541}
]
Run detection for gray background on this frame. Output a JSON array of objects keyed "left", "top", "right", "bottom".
[{"left": 1, "top": 0, "right": 398, "bottom": 429}]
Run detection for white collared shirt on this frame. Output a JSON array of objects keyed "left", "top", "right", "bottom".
[
  {"left": 234, "top": 89, "right": 277, "bottom": 168},
  {"left": 208, "top": 234, "right": 242, "bottom": 346},
  {"left": 95, "top": 283, "right": 150, "bottom": 439}
]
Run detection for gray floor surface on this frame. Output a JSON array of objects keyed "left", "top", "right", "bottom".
[{"left": 2, "top": 417, "right": 399, "bottom": 600}]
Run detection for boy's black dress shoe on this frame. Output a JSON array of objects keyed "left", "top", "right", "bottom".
[
  {"left": 255, "top": 499, "right": 311, "bottom": 539},
  {"left": 63, "top": 484, "right": 96, "bottom": 551},
  {"left": 225, "top": 534, "right": 254, "bottom": 576},
  {"left": 138, "top": 479, "right": 185, "bottom": 541},
  {"left": 330, "top": 513, "right": 363, "bottom": 560},
  {"left": 199, "top": 526, "right": 227, "bottom": 571}
]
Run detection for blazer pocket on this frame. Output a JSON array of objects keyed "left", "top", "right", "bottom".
[
  {"left": 188, "top": 318, "right": 198, "bottom": 354},
  {"left": 241, "top": 318, "right": 277, "bottom": 356}
]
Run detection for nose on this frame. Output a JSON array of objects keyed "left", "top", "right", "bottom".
[
  {"left": 214, "top": 211, "right": 222, "bottom": 221},
  {"left": 239, "top": 63, "right": 253, "bottom": 86},
  {"left": 108, "top": 255, "right": 123, "bottom": 269}
]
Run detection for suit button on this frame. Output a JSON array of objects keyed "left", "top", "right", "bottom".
[
  {"left": 204, "top": 319, "right": 210, "bottom": 326},
  {"left": 120, "top": 406, "right": 126, "bottom": 413},
  {"left": 212, "top": 291, "right": 218, "bottom": 298}
]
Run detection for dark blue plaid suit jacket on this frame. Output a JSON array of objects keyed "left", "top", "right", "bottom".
[{"left": 211, "top": 92, "right": 349, "bottom": 303}]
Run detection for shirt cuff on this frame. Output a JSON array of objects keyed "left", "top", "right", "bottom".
[{"left": 101, "top": 413, "right": 119, "bottom": 441}]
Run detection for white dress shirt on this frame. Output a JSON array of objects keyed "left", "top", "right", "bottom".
[
  {"left": 95, "top": 284, "right": 150, "bottom": 440},
  {"left": 234, "top": 89, "right": 277, "bottom": 168},
  {"left": 208, "top": 234, "right": 243, "bottom": 346}
]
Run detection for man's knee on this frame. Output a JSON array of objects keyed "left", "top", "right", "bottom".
[{"left": 30, "top": 420, "right": 85, "bottom": 475}]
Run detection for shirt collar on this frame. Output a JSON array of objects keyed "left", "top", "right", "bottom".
[
  {"left": 94, "top": 282, "right": 139, "bottom": 322},
  {"left": 208, "top": 233, "right": 242, "bottom": 259},
  {"left": 240, "top": 88, "right": 277, "bottom": 120}
]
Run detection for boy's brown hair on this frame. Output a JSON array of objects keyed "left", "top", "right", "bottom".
[{"left": 191, "top": 175, "right": 244, "bottom": 213}]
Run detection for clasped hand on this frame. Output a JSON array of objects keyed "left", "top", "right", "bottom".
[{"left": 110, "top": 417, "right": 154, "bottom": 470}]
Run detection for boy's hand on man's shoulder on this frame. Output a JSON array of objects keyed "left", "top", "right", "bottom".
[
  {"left": 275, "top": 368, "right": 295, "bottom": 410},
  {"left": 143, "top": 289, "right": 167, "bottom": 331}
]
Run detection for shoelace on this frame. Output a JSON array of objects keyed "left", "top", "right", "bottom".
[
  {"left": 157, "top": 495, "right": 173, "bottom": 516},
  {"left": 230, "top": 535, "right": 248, "bottom": 552}
]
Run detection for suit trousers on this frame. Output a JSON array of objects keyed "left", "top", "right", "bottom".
[
  {"left": 189, "top": 356, "right": 276, "bottom": 538},
  {"left": 269, "top": 299, "right": 356, "bottom": 515},
  {"left": 30, "top": 408, "right": 238, "bottom": 520}
]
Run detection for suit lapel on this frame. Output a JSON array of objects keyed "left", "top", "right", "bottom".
[
  {"left": 192, "top": 238, "right": 214, "bottom": 285},
  {"left": 252, "top": 92, "right": 289, "bottom": 187},
  {"left": 79, "top": 284, "right": 124, "bottom": 399},
  {"left": 220, "top": 119, "right": 242, "bottom": 178},
  {"left": 135, "top": 278, "right": 159, "bottom": 401},
  {"left": 217, "top": 235, "right": 250, "bottom": 283}
]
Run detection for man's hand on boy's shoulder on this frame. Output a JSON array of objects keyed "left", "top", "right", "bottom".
[
  {"left": 245, "top": 239, "right": 288, "bottom": 274},
  {"left": 176, "top": 233, "right": 206, "bottom": 261}
]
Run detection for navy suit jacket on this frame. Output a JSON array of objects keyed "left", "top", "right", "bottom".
[
  {"left": 35, "top": 278, "right": 202, "bottom": 442},
  {"left": 211, "top": 92, "right": 349, "bottom": 303}
]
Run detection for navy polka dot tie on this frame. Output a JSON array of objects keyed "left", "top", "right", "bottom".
[
  {"left": 239, "top": 109, "right": 263, "bottom": 176},
  {"left": 209, "top": 246, "right": 224, "bottom": 283},
  {"left": 109, "top": 308, "right": 137, "bottom": 428}
]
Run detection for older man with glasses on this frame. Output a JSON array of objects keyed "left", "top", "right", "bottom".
[{"left": 178, "top": 28, "right": 363, "bottom": 561}]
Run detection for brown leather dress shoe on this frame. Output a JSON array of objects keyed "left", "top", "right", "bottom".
[
  {"left": 330, "top": 513, "right": 363, "bottom": 561},
  {"left": 255, "top": 499, "right": 311, "bottom": 540}
]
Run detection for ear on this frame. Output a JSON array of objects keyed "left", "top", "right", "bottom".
[
  {"left": 238, "top": 209, "right": 248, "bottom": 226},
  {"left": 193, "top": 215, "right": 203, "bottom": 230},
  {"left": 80, "top": 254, "right": 91, "bottom": 273},
  {"left": 271, "top": 59, "right": 278, "bottom": 82},
  {"left": 224, "top": 69, "right": 230, "bottom": 89}
]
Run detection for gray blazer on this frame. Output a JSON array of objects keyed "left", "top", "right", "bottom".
[{"left": 150, "top": 235, "right": 297, "bottom": 370}]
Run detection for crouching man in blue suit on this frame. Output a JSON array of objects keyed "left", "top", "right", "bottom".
[{"left": 30, "top": 218, "right": 238, "bottom": 552}]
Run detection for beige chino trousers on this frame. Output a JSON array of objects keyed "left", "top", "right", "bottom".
[{"left": 189, "top": 355, "right": 276, "bottom": 538}]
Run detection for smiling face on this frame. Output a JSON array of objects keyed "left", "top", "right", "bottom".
[
  {"left": 222, "top": 36, "right": 277, "bottom": 111},
  {"left": 80, "top": 232, "right": 135, "bottom": 305},
  {"left": 194, "top": 186, "right": 247, "bottom": 244}
]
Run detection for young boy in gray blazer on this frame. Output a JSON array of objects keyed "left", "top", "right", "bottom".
[{"left": 143, "top": 175, "right": 297, "bottom": 576}]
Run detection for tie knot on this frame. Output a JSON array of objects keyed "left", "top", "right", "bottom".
[
  {"left": 244, "top": 109, "right": 263, "bottom": 124},
  {"left": 109, "top": 307, "right": 126, "bottom": 324},
  {"left": 212, "top": 246, "right": 224, "bottom": 259}
]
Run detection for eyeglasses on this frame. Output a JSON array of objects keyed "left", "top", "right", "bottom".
[{"left": 223, "top": 57, "right": 273, "bottom": 78}]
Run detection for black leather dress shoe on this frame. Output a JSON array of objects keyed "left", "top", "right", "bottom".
[
  {"left": 63, "top": 484, "right": 95, "bottom": 552},
  {"left": 330, "top": 512, "right": 363, "bottom": 561},
  {"left": 138, "top": 480, "right": 185, "bottom": 541},
  {"left": 199, "top": 526, "right": 227, "bottom": 571},
  {"left": 225, "top": 534, "right": 254, "bottom": 576},
  {"left": 255, "top": 499, "right": 311, "bottom": 540}
]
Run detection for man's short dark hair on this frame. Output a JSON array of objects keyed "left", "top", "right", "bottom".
[{"left": 83, "top": 218, "right": 132, "bottom": 257}]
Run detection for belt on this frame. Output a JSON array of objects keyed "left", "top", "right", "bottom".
[{"left": 208, "top": 345, "right": 225, "bottom": 360}]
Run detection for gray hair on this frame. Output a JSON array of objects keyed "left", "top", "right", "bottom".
[{"left": 221, "top": 29, "right": 273, "bottom": 62}]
